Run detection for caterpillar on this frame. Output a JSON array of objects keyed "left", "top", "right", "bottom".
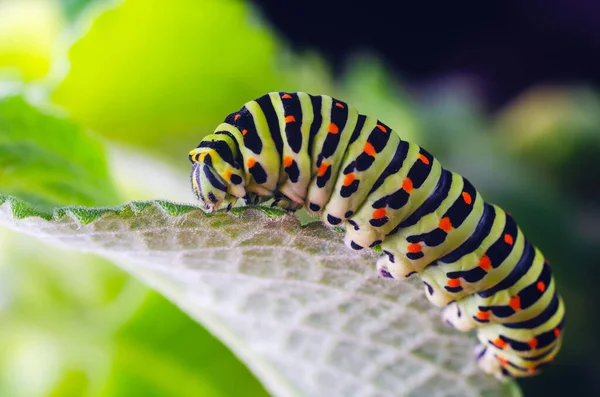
[{"left": 188, "top": 92, "right": 565, "bottom": 379}]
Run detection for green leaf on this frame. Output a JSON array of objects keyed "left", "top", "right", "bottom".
[
  {"left": 51, "top": 0, "right": 296, "bottom": 159},
  {"left": 58, "top": 0, "right": 115, "bottom": 22},
  {"left": 0, "top": 195, "right": 521, "bottom": 397},
  {"left": 0, "top": 94, "right": 119, "bottom": 210},
  {"left": 101, "top": 292, "right": 268, "bottom": 397}
]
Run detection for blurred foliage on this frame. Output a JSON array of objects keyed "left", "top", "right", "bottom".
[
  {"left": 102, "top": 292, "right": 267, "bottom": 397},
  {"left": 51, "top": 0, "right": 331, "bottom": 162},
  {"left": 58, "top": 0, "right": 112, "bottom": 22},
  {"left": 0, "top": 0, "right": 599, "bottom": 396},
  {"left": 0, "top": 95, "right": 118, "bottom": 210},
  {"left": 338, "top": 57, "right": 420, "bottom": 145},
  {"left": 494, "top": 86, "right": 600, "bottom": 204},
  {"left": 0, "top": 0, "right": 63, "bottom": 81}
]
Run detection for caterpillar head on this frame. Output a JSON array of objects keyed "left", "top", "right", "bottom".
[{"left": 189, "top": 151, "right": 243, "bottom": 213}]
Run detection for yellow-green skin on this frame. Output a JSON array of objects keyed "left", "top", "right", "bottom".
[{"left": 189, "top": 92, "right": 564, "bottom": 379}]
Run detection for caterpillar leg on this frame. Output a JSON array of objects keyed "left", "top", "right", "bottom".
[
  {"left": 271, "top": 193, "right": 304, "bottom": 212},
  {"left": 420, "top": 272, "right": 460, "bottom": 307},
  {"left": 375, "top": 254, "right": 456, "bottom": 308},
  {"left": 474, "top": 345, "right": 506, "bottom": 379},
  {"left": 375, "top": 252, "right": 418, "bottom": 279},
  {"left": 442, "top": 301, "right": 477, "bottom": 331},
  {"left": 243, "top": 192, "right": 264, "bottom": 206}
]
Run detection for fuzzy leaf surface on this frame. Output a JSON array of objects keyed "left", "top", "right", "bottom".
[{"left": 0, "top": 195, "right": 521, "bottom": 397}]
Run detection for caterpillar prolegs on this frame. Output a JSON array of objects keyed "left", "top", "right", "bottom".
[{"left": 188, "top": 92, "right": 565, "bottom": 378}]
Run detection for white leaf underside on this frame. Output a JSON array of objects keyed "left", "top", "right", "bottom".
[{"left": 0, "top": 198, "right": 520, "bottom": 397}]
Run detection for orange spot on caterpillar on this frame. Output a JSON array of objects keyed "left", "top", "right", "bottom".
[
  {"left": 418, "top": 154, "right": 430, "bottom": 165},
  {"left": 504, "top": 234, "right": 514, "bottom": 245},
  {"left": 402, "top": 178, "right": 414, "bottom": 193},
  {"left": 224, "top": 170, "right": 232, "bottom": 180},
  {"left": 493, "top": 337, "right": 507, "bottom": 349},
  {"left": 317, "top": 162, "right": 329, "bottom": 177},
  {"left": 528, "top": 338, "right": 538, "bottom": 349},
  {"left": 554, "top": 328, "right": 561, "bottom": 337},
  {"left": 407, "top": 243, "right": 422, "bottom": 253},
  {"left": 247, "top": 158, "right": 256, "bottom": 168},
  {"left": 462, "top": 192, "right": 472, "bottom": 205},
  {"left": 497, "top": 356, "right": 509, "bottom": 366},
  {"left": 527, "top": 367, "right": 536, "bottom": 373},
  {"left": 537, "top": 281, "right": 546, "bottom": 292},
  {"left": 363, "top": 142, "right": 376, "bottom": 156},
  {"left": 283, "top": 156, "right": 294, "bottom": 167},
  {"left": 376, "top": 124, "right": 387, "bottom": 132},
  {"left": 328, "top": 123, "right": 339, "bottom": 134},
  {"left": 242, "top": 129, "right": 248, "bottom": 136},
  {"left": 284, "top": 115, "right": 296, "bottom": 123},
  {"left": 372, "top": 208, "right": 387, "bottom": 219},
  {"left": 281, "top": 93, "right": 292, "bottom": 99},
  {"left": 478, "top": 255, "right": 492, "bottom": 271},
  {"left": 476, "top": 311, "right": 490, "bottom": 320},
  {"left": 343, "top": 173, "right": 355, "bottom": 186},
  {"left": 447, "top": 278, "right": 461, "bottom": 288},
  {"left": 509, "top": 296, "right": 521, "bottom": 310},
  {"left": 335, "top": 102, "right": 344, "bottom": 108},
  {"left": 438, "top": 217, "right": 453, "bottom": 232},
  {"left": 234, "top": 114, "right": 241, "bottom": 121}
]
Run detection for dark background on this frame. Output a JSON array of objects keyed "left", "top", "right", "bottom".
[{"left": 252, "top": 0, "right": 600, "bottom": 110}]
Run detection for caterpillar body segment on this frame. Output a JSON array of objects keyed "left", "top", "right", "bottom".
[{"left": 188, "top": 92, "right": 565, "bottom": 379}]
